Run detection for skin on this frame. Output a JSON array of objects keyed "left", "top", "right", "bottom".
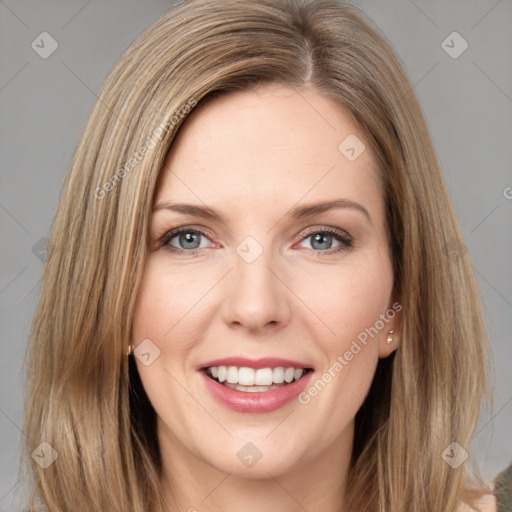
[{"left": 131, "top": 82, "right": 401, "bottom": 512}]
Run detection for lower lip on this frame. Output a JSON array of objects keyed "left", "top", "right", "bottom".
[{"left": 200, "top": 370, "right": 314, "bottom": 413}]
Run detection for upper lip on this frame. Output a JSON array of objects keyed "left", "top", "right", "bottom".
[{"left": 198, "top": 357, "right": 314, "bottom": 370}]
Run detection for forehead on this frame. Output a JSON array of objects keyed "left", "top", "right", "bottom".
[{"left": 156, "top": 83, "right": 382, "bottom": 218}]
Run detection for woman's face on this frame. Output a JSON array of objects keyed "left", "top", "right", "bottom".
[{"left": 132, "top": 83, "right": 399, "bottom": 479}]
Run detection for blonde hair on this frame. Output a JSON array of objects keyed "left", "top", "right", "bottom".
[{"left": 21, "top": 0, "right": 492, "bottom": 510}]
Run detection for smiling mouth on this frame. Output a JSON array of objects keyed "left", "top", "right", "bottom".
[{"left": 203, "top": 366, "right": 313, "bottom": 393}]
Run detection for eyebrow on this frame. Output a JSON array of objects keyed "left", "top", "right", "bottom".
[{"left": 153, "top": 198, "right": 371, "bottom": 224}]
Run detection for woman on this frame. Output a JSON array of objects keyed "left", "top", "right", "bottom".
[{"left": 21, "top": 0, "right": 509, "bottom": 510}]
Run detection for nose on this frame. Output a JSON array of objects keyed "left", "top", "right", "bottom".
[{"left": 221, "top": 242, "right": 291, "bottom": 335}]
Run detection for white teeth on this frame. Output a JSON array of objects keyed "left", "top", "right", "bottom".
[
  {"left": 238, "top": 367, "right": 255, "bottom": 386},
  {"left": 272, "top": 367, "right": 285, "bottom": 383},
  {"left": 217, "top": 366, "right": 227, "bottom": 383},
  {"left": 226, "top": 366, "right": 238, "bottom": 384},
  {"left": 224, "top": 382, "right": 282, "bottom": 392},
  {"left": 205, "top": 365, "right": 308, "bottom": 386},
  {"left": 284, "top": 367, "right": 295, "bottom": 383},
  {"left": 254, "top": 368, "right": 273, "bottom": 386}
]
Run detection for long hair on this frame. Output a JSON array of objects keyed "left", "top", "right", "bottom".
[{"left": 21, "top": 0, "right": 492, "bottom": 510}]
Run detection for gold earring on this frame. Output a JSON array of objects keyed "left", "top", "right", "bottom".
[
  {"left": 127, "top": 344, "right": 132, "bottom": 357},
  {"left": 386, "top": 330, "right": 394, "bottom": 344}
]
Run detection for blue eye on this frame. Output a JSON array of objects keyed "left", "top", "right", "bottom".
[
  {"left": 161, "top": 228, "right": 211, "bottom": 255},
  {"left": 160, "top": 226, "right": 353, "bottom": 257},
  {"left": 298, "top": 228, "right": 353, "bottom": 255}
]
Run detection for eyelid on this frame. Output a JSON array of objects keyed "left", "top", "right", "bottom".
[{"left": 295, "top": 225, "right": 353, "bottom": 243}]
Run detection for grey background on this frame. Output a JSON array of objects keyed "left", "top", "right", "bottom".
[{"left": 1, "top": 0, "right": 511, "bottom": 509}]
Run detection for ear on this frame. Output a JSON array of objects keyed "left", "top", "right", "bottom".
[{"left": 378, "top": 300, "right": 402, "bottom": 358}]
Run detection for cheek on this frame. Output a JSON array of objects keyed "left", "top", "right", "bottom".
[
  {"left": 294, "top": 250, "right": 394, "bottom": 348},
  {"left": 293, "top": 252, "right": 393, "bottom": 424},
  {"left": 130, "top": 258, "right": 200, "bottom": 426},
  {"left": 132, "top": 255, "right": 204, "bottom": 343}
]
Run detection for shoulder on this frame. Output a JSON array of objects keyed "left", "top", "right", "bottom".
[
  {"left": 457, "top": 493, "right": 497, "bottom": 512},
  {"left": 459, "top": 462, "right": 512, "bottom": 512},
  {"left": 457, "top": 495, "right": 497, "bottom": 512}
]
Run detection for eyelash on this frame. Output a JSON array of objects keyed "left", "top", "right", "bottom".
[{"left": 160, "top": 226, "right": 354, "bottom": 257}]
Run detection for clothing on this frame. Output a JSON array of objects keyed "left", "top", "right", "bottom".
[{"left": 495, "top": 462, "right": 512, "bottom": 512}]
